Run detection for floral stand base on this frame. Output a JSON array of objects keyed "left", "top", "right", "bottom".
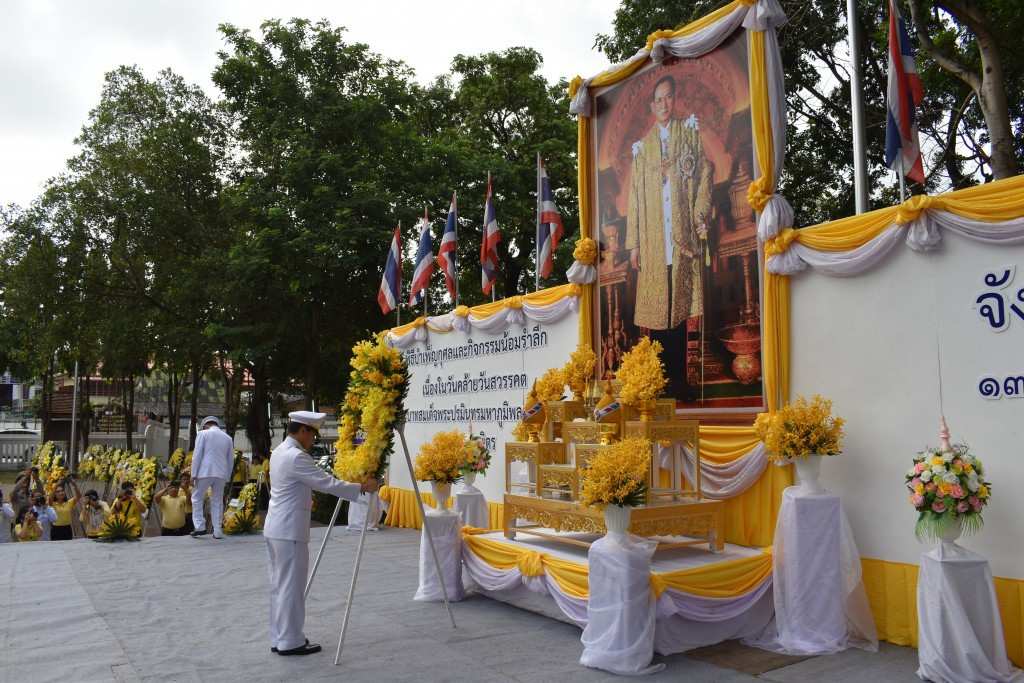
[{"left": 792, "top": 456, "right": 826, "bottom": 494}]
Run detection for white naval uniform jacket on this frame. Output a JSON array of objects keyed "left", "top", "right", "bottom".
[
  {"left": 191, "top": 425, "right": 235, "bottom": 480},
  {"left": 264, "top": 436, "right": 361, "bottom": 544}
]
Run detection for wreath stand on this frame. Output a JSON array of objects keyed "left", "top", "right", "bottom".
[{"left": 302, "top": 425, "right": 457, "bottom": 665}]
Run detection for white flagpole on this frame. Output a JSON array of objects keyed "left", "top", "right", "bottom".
[
  {"left": 486, "top": 171, "right": 496, "bottom": 303},
  {"left": 396, "top": 220, "right": 402, "bottom": 327},
  {"left": 898, "top": 155, "right": 906, "bottom": 203},
  {"left": 453, "top": 192, "right": 460, "bottom": 309},
  {"left": 847, "top": 0, "right": 868, "bottom": 215},
  {"left": 423, "top": 207, "right": 429, "bottom": 320},
  {"left": 535, "top": 152, "right": 542, "bottom": 292}
]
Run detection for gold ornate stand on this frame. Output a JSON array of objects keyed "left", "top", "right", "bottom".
[{"left": 503, "top": 493, "right": 725, "bottom": 552}]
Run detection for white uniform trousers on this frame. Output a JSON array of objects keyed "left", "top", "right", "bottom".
[
  {"left": 192, "top": 477, "right": 226, "bottom": 533},
  {"left": 266, "top": 537, "right": 309, "bottom": 650}
]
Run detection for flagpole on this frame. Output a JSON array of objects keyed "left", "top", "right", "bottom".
[
  {"left": 423, "top": 205, "right": 429, "bottom": 320},
  {"left": 453, "top": 192, "right": 460, "bottom": 309},
  {"left": 535, "top": 152, "right": 541, "bottom": 292},
  {"left": 397, "top": 221, "right": 402, "bottom": 327},
  {"left": 847, "top": 0, "right": 868, "bottom": 215},
  {"left": 898, "top": 156, "right": 906, "bottom": 203}
]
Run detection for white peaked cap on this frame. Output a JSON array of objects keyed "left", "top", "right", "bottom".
[
  {"left": 201, "top": 415, "right": 221, "bottom": 427},
  {"left": 289, "top": 410, "right": 327, "bottom": 432}
]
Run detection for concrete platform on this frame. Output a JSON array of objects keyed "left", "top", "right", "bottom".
[{"left": 0, "top": 526, "right": 920, "bottom": 682}]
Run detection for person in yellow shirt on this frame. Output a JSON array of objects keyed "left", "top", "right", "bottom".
[
  {"left": 15, "top": 506, "right": 42, "bottom": 541},
  {"left": 80, "top": 490, "right": 111, "bottom": 539},
  {"left": 155, "top": 480, "right": 189, "bottom": 536},
  {"left": 111, "top": 482, "right": 146, "bottom": 537},
  {"left": 232, "top": 452, "right": 248, "bottom": 498},
  {"left": 47, "top": 478, "right": 82, "bottom": 541}
]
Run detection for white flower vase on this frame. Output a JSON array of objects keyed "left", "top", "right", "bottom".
[
  {"left": 462, "top": 471, "right": 477, "bottom": 487},
  {"left": 603, "top": 505, "right": 632, "bottom": 537},
  {"left": 937, "top": 520, "right": 962, "bottom": 545},
  {"left": 431, "top": 481, "right": 452, "bottom": 511},
  {"left": 793, "top": 456, "right": 825, "bottom": 494}
]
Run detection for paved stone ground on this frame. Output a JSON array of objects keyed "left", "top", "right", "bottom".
[{"left": 0, "top": 525, "right": 920, "bottom": 682}]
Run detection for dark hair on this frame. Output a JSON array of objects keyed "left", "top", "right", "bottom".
[
  {"left": 16, "top": 505, "right": 31, "bottom": 525},
  {"left": 121, "top": 482, "right": 135, "bottom": 492},
  {"left": 84, "top": 489, "right": 99, "bottom": 500},
  {"left": 169, "top": 479, "right": 181, "bottom": 487},
  {"left": 651, "top": 75, "right": 676, "bottom": 100},
  {"left": 287, "top": 421, "right": 308, "bottom": 435}
]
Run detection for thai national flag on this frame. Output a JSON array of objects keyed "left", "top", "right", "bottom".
[
  {"left": 377, "top": 224, "right": 401, "bottom": 315},
  {"left": 537, "top": 159, "right": 564, "bottom": 280},
  {"left": 885, "top": 0, "right": 925, "bottom": 183},
  {"left": 438, "top": 194, "right": 458, "bottom": 300},
  {"left": 480, "top": 174, "right": 500, "bottom": 295},
  {"left": 409, "top": 210, "right": 435, "bottom": 307}
]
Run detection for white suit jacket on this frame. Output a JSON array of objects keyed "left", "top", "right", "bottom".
[
  {"left": 191, "top": 425, "right": 235, "bottom": 480},
  {"left": 264, "top": 436, "right": 361, "bottom": 543}
]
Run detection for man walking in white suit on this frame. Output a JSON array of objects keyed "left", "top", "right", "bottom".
[
  {"left": 189, "top": 415, "right": 235, "bottom": 539},
  {"left": 264, "top": 411, "right": 378, "bottom": 656}
]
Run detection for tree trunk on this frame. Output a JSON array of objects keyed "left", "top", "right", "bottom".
[
  {"left": 305, "top": 303, "right": 319, "bottom": 409},
  {"left": 246, "top": 364, "right": 272, "bottom": 460},
  {"left": 188, "top": 359, "right": 200, "bottom": 450},
  {"left": 167, "top": 370, "right": 178, "bottom": 454},
  {"left": 219, "top": 356, "right": 243, "bottom": 438},
  {"left": 80, "top": 372, "right": 92, "bottom": 453},
  {"left": 125, "top": 372, "right": 135, "bottom": 452},
  {"left": 976, "top": 34, "right": 1016, "bottom": 180}
]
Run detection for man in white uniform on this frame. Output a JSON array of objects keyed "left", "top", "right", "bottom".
[
  {"left": 264, "top": 411, "right": 378, "bottom": 656},
  {"left": 190, "top": 415, "right": 235, "bottom": 539}
]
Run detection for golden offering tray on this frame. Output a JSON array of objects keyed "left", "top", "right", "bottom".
[
  {"left": 503, "top": 493, "right": 725, "bottom": 553},
  {"left": 505, "top": 441, "right": 568, "bottom": 494}
]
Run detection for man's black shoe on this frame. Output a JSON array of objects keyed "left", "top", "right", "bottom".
[
  {"left": 277, "top": 642, "right": 321, "bottom": 656},
  {"left": 189, "top": 529, "right": 208, "bottom": 537},
  {"left": 271, "top": 639, "right": 308, "bottom": 653}
]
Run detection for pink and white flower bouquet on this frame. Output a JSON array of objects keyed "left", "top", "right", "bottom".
[
  {"left": 906, "top": 442, "right": 991, "bottom": 542},
  {"left": 461, "top": 435, "right": 492, "bottom": 476}
]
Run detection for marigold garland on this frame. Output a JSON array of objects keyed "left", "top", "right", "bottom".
[
  {"left": 579, "top": 436, "right": 651, "bottom": 509},
  {"left": 334, "top": 333, "right": 408, "bottom": 484},
  {"left": 754, "top": 394, "right": 845, "bottom": 464},
  {"left": 616, "top": 337, "right": 667, "bottom": 404},
  {"left": 573, "top": 237, "right": 597, "bottom": 265},
  {"left": 414, "top": 430, "right": 467, "bottom": 483}
]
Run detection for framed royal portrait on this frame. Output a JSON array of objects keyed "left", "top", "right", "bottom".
[{"left": 591, "top": 25, "right": 766, "bottom": 419}]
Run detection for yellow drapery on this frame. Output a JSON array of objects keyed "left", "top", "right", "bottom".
[
  {"left": 462, "top": 530, "right": 771, "bottom": 601},
  {"left": 861, "top": 558, "right": 1024, "bottom": 668}
]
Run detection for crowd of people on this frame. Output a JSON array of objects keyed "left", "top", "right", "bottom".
[{"left": 0, "top": 446, "right": 270, "bottom": 543}]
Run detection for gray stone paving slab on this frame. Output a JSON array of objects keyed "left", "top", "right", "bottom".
[{"left": 0, "top": 525, "right": 922, "bottom": 682}]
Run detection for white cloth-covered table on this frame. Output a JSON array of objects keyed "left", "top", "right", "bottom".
[
  {"left": 580, "top": 533, "right": 665, "bottom": 676},
  {"left": 414, "top": 510, "right": 464, "bottom": 602},
  {"left": 452, "top": 482, "right": 489, "bottom": 529},
  {"left": 917, "top": 540, "right": 1024, "bottom": 682},
  {"left": 745, "top": 487, "right": 877, "bottom": 655},
  {"left": 347, "top": 492, "right": 385, "bottom": 531}
]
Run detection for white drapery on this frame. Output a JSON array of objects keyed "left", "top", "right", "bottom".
[
  {"left": 655, "top": 442, "right": 767, "bottom": 500},
  {"left": 414, "top": 510, "right": 464, "bottom": 602}
]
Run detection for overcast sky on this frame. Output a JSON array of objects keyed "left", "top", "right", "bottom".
[{"left": 0, "top": 0, "right": 620, "bottom": 209}]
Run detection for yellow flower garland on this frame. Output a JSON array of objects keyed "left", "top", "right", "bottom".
[
  {"left": 334, "top": 333, "right": 409, "bottom": 484},
  {"left": 573, "top": 237, "right": 597, "bottom": 265}
]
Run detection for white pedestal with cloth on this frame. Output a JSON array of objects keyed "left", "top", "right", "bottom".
[
  {"left": 347, "top": 492, "right": 385, "bottom": 532},
  {"left": 452, "top": 481, "right": 489, "bottom": 529},
  {"left": 414, "top": 509, "right": 464, "bottom": 602},
  {"left": 745, "top": 487, "right": 878, "bottom": 655},
  {"left": 917, "top": 540, "right": 1023, "bottom": 682}
]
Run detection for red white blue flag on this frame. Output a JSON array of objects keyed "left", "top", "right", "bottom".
[
  {"left": 377, "top": 224, "right": 401, "bottom": 315},
  {"left": 480, "top": 174, "right": 500, "bottom": 295},
  {"left": 438, "top": 194, "right": 458, "bottom": 300},
  {"left": 885, "top": 0, "right": 925, "bottom": 183},
  {"left": 537, "top": 158, "right": 564, "bottom": 280},
  {"left": 409, "top": 209, "right": 435, "bottom": 307}
]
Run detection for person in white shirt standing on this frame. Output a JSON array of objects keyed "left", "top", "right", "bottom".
[
  {"left": 0, "top": 489, "right": 15, "bottom": 543},
  {"left": 264, "top": 411, "right": 378, "bottom": 656},
  {"left": 189, "top": 415, "right": 235, "bottom": 539}
]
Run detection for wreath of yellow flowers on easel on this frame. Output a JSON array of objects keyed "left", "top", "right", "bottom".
[{"left": 333, "top": 333, "right": 409, "bottom": 484}]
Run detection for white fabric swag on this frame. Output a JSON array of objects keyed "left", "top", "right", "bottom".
[{"left": 656, "top": 442, "right": 768, "bottom": 500}]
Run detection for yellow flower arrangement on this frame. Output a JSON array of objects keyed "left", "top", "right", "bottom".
[
  {"left": 414, "top": 429, "right": 467, "bottom": 483},
  {"left": 534, "top": 366, "right": 566, "bottom": 402},
  {"left": 32, "top": 441, "right": 57, "bottom": 471},
  {"left": 579, "top": 436, "right": 652, "bottom": 509},
  {"left": 573, "top": 237, "right": 597, "bottom": 265},
  {"left": 224, "top": 483, "right": 261, "bottom": 535},
  {"left": 562, "top": 343, "right": 597, "bottom": 389},
  {"left": 616, "top": 337, "right": 667, "bottom": 404},
  {"left": 754, "top": 394, "right": 845, "bottom": 464},
  {"left": 334, "top": 333, "right": 408, "bottom": 484},
  {"left": 510, "top": 421, "right": 531, "bottom": 442}
]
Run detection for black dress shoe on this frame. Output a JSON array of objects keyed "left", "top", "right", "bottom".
[
  {"left": 189, "top": 528, "right": 208, "bottom": 537},
  {"left": 277, "top": 642, "right": 321, "bottom": 656},
  {"left": 271, "top": 639, "right": 308, "bottom": 653}
]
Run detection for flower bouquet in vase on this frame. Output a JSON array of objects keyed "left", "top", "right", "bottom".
[
  {"left": 460, "top": 432, "right": 491, "bottom": 487},
  {"left": 907, "top": 419, "right": 991, "bottom": 544},
  {"left": 579, "top": 436, "right": 652, "bottom": 536},
  {"left": 754, "top": 394, "right": 845, "bottom": 493},
  {"left": 414, "top": 429, "right": 466, "bottom": 511},
  {"left": 562, "top": 343, "right": 597, "bottom": 401},
  {"left": 616, "top": 338, "right": 666, "bottom": 420}
]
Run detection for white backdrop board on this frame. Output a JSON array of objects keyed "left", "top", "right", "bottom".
[
  {"left": 789, "top": 231, "right": 1024, "bottom": 579},
  {"left": 389, "top": 313, "right": 580, "bottom": 503}
]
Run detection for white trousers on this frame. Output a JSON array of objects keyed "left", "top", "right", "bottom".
[
  {"left": 191, "top": 477, "right": 226, "bottom": 533},
  {"left": 266, "top": 537, "right": 309, "bottom": 650}
]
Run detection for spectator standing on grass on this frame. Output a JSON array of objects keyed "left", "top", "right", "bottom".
[
  {"left": 80, "top": 490, "right": 110, "bottom": 539},
  {"left": 48, "top": 478, "right": 82, "bottom": 541}
]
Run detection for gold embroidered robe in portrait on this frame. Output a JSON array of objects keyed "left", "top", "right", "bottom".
[{"left": 624, "top": 120, "right": 712, "bottom": 330}]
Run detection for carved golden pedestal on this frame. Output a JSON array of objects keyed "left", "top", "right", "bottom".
[
  {"left": 622, "top": 398, "right": 677, "bottom": 422},
  {"left": 503, "top": 492, "right": 725, "bottom": 553},
  {"left": 623, "top": 419, "right": 701, "bottom": 502},
  {"left": 505, "top": 441, "right": 568, "bottom": 494},
  {"left": 544, "top": 400, "right": 586, "bottom": 441},
  {"left": 562, "top": 420, "right": 602, "bottom": 446}
]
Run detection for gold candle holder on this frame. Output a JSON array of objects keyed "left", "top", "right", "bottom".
[
  {"left": 598, "top": 423, "right": 619, "bottom": 445},
  {"left": 525, "top": 423, "right": 541, "bottom": 443}
]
